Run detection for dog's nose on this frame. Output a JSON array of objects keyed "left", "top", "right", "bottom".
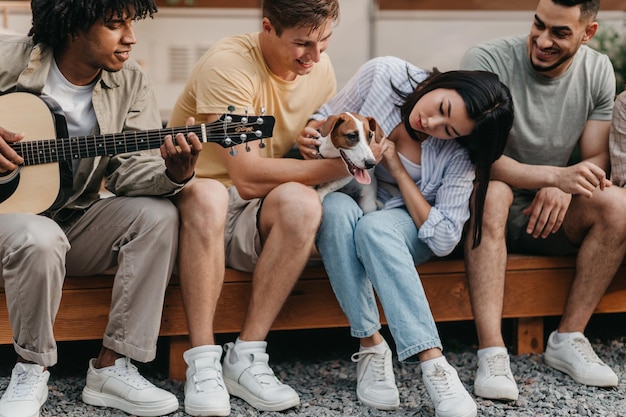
[{"left": 365, "top": 159, "right": 375, "bottom": 169}]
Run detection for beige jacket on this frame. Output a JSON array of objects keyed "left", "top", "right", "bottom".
[{"left": 0, "top": 34, "right": 185, "bottom": 224}]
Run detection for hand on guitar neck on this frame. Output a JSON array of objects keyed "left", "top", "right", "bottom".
[{"left": 159, "top": 116, "right": 202, "bottom": 184}]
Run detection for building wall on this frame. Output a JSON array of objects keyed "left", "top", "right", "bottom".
[{"left": 1, "top": 1, "right": 624, "bottom": 120}]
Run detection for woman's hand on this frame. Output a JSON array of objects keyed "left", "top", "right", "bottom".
[{"left": 381, "top": 140, "right": 406, "bottom": 179}]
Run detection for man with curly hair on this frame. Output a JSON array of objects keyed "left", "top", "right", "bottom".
[{"left": 0, "top": 1, "right": 201, "bottom": 416}]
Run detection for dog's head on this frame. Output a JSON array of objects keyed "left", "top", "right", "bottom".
[{"left": 317, "top": 112, "right": 384, "bottom": 184}]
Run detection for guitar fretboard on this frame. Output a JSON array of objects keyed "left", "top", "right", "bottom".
[{"left": 11, "top": 118, "right": 270, "bottom": 166}]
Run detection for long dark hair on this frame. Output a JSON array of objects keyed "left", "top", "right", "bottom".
[
  {"left": 29, "top": 0, "right": 157, "bottom": 49},
  {"left": 394, "top": 69, "right": 514, "bottom": 248}
]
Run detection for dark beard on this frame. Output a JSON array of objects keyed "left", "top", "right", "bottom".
[{"left": 529, "top": 50, "right": 574, "bottom": 74}]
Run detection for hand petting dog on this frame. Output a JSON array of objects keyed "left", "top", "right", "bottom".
[{"left": 298, "top": 113, "right": 387, "bottom": 213}]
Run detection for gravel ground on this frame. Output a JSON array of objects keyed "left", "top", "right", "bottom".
[{"left": 2, "top": 316, "right": 626, "bottom": 417}]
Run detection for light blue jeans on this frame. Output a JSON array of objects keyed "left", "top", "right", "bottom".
[{"left": 316, "top": 192, "right": 443, "bottom": 361}]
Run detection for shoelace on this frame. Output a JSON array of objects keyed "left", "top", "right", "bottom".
[
  {"left": 484, "top": 352, "right": 511, "bottom": 377},
  {"left": 427, "top": 364, "right": 459, "bottom": 400},
  {"left": 351, "top": 349, "right": 390, "bottom": 382},
  {"left": 571, "top": 337, "right": 604, "bottom": 365},
  {"left": 247, "top": 353, "right": 280, "bottom": 387},
  {"left": 108, "top": 358, "right": 151, "bottom": 388},
  {"left": 8, "top": 365, "right": 45, "bottom": 399}
]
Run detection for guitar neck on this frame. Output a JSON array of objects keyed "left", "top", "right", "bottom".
[
  {"left": 10, "top": 113, "right": 274, "bottom": 166},
  {"left": 11, "top": 125, "right": 204, "bottom": 166}
]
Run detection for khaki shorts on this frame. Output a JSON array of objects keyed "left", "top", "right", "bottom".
[
  {"left": 506, "top": 189, "right": 578, "bottom": 256},
  {"left": 225, "top": 186, "right": 263, "bottom": 273}
]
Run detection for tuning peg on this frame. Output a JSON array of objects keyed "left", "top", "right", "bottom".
[
  {"left": 256, "top": 106, "right": 265, "bottom": 125},
  {"left": 257, "top": 106, "right": 267, "bottom": 148},
  {"left": 224, "top": 106, "right": 235, "bottom": 125},
  {"left": 242, "top": 107, "right": 249, "bottom": 124},
  {"left": 229, "top": 146, "right": 237, "bottom": 156}
]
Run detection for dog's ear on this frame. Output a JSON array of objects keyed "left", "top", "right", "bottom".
[
  {"left": 318, "top": 115, "right": 341, "bottom": 137},
  {"left": 318, "top": 114, "right": 350, "bottom": 137},
  {"left": 366, "top": 117, "right": 385, "bottom": 143}
]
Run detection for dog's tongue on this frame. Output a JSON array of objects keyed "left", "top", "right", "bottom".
[{"left": 354, "top": 168, "right": 371, "bottom": 185}]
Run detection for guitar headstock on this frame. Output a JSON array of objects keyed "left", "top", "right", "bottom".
[{"left": 209, "top": 109, "right": 275, "bottom": 153}]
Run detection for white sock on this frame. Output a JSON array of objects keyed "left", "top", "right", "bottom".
[
  {"left": 360, "top": 339, "right": 387, "bottom": 354},
  {"left": 552, "top": 331, "right": 574, "bottom": 343},
  {"left": 420, "top": 355, "right": 448, "bottom": 373},
  {"left": 477, "top": 346, "right": 508, "bottom": 360}
]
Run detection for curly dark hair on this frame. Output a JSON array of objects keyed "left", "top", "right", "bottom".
[{"left": 29, "top": 0, "right": 157, "bottom": 49}]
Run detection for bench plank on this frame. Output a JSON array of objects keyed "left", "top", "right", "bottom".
[{"left": 2, "top": 255, "right": 625, "bottom": 381}]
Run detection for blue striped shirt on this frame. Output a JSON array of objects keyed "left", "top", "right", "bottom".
[{"left": 311, "top": 56, "right": 475, "bottom": 256}]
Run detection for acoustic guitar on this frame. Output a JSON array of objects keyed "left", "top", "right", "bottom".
[{"left": 0, "top": 92, "right": 275, "bottom": 214}]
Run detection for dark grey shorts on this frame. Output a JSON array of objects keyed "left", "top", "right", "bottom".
[{"left": 506, "top": 189, "right": 578, "bottom": 256}]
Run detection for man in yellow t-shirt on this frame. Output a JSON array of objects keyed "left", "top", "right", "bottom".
[{"left": 167, "top": 1, "right": 376, "bottom": 415}]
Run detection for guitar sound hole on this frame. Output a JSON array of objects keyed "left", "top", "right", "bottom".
[
  {"left": 0, "top": 167, "right": 20, "bottom": 202},
  {"left": 0, "top": 166, "right": 20, "bottom": 184}
]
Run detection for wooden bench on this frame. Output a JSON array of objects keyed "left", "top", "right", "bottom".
[{"left": 2, "top": 254, "right": 626, "bottom": 381}]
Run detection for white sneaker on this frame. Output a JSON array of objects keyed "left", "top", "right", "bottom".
[
  {"left": 82, "top": 357, "right": 179, "bottom": 416},
  {"left": 0, "top": 363, "right": 49, "bottom": 417},
  {"left": 422, "top": 362, "right": 477, "bottom": 417},
  {"left": 474, "top": 350, "right": 519, "bottom": 400},
  {"left": 544, "top": 331, "right": 618, "bottom": 387},
  {"left": 183, "top": 345, "right": 230, "bottom": 416},
  {"left": 222, "top": 341, "right": 299, "bottom": 411},
  {"left": 350, "top": 340, "right": 399, "bottom": 410}
]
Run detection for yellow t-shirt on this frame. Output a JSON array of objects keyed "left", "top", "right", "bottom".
[{"left": 168, "top": 32, "right": 337, "bottom": 186}]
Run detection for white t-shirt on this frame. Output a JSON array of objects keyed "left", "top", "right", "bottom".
[{"left": 41, "top": 59, "right": 97, "bottom": 172}]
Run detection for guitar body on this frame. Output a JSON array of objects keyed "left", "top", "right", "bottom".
[{"left": 0, "top": 93, "right": 60, "bottom": 214}]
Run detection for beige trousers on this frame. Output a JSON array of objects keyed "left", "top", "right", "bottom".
[{"left": 0, "top": 196, "right": 179, "bottom": 367}]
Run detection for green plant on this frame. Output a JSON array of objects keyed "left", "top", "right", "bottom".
[{"left": 592, "top": 20, "right": 626, "bottom": 94}]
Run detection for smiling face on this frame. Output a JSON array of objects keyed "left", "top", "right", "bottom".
[
  {"left": 408, "top": 88, "right": 475, "bottom": 140},
  {"left": 71, "top": 9, "right": 137, "bottom": 77},
  {"left": 55, "top": 8, "right": 138, "bottom": 86},
  {"left": 261, "top": 17, "right": 333, "bottom": 81},
  {"left": 527, "top": 0, "right": 598, "bottom": 78}
]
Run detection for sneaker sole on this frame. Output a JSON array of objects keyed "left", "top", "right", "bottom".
[
  {"left": 185, "top": 401, "right": 230, "bottom": 416},
  {"left": 82, "top": 387, "right": 179, "bottom": 416},
  {"left": 223, "top": 378, "right": 300, "bottom": 412},
  {"left": 356, "top": 391, "right": 399, "bottom": 411},
  {"left": 474, "top": 383, "right": 519, "bottom": 401},
  {"left": 544, "top": 354, "right": 619, "bottom": 387}
]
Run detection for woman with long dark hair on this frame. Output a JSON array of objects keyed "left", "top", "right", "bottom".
[{"left": 299, "top": 56, "right": 513, "bottom": 417}]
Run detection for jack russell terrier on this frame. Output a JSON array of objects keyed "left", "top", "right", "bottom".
[{"left": 314, "top": 112, "right": 385, "bottom": 213}]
